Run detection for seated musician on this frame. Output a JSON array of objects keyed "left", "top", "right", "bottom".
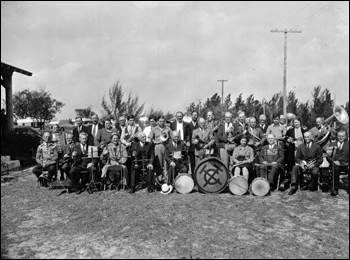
[
  {"left": 32, "top": 132, "right": 58, "bottom": 186},
  {"left": 68, "top": 132, "right": 98, "bottom": 194},
  {"left": 231, "top": 135, "right": 254, "bottom": 182},
  {"left": 258, "top": 134, "right": 284, "bottom": 190},
  {"left": 165, "top": 131, "right": 188, "bottom": 185},
  {"left": 191, "top": 118, "right": 216, "bottom": 166},
  {"left": 60, "top": 133, "right": 75, "bottom": 180},
  {"left": 289, "top": 131, "right": 323, "bottom": 195},
  {"left": 325, "top": 129, "right": 349, "bottom": 196},
  {"left": 52, "top": 124, "right": 67, "bottom": 180},
  {"left": 130, "top": 132, "right": 155, "bottom": 193},
  {"left": 100, "top": 133, "right": 128, "bottom": 191}
]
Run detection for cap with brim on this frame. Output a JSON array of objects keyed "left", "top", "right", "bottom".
[{"left": 160, "top": 184, "right": 173, "bottom": 194}]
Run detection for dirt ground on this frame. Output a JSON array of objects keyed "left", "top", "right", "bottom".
[{"left": 1, "top": 167, "right": 349, "bottom": 259}]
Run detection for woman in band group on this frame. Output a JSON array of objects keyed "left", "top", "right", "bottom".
[
  {"left": 284, "top": 117, "right": 307, "bottom": 174},
  {"left": 231, "top": 135, "right": 255, "bottom": 182},
  {"left": 101, "top": 133, "right": 128, "bottom": 190}
]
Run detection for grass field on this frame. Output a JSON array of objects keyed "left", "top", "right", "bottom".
[{"left": 1, "top": 167, "right": 349, "bottom": 259}]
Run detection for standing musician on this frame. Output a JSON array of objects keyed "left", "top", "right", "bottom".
[
  {"left": 170, "top": 111, "right": 189, "bottom": 141},
  {"left": 234, "top": 111, "right": 247, "bottom": 135},
  {"left": 126, "top": 114, "right": 142, "bottom": 145},
  {"left": 231, "top": 135, "right": 255, "bottom": 182},
  {"left": 165, "top": 131, "right": 188, "bottom": 185},
  {"left": 258, "top": 114, "right": 269, "bottom": 134},
  {"left": 60, "top": 133, "right": 75, "bottom": 180},
  {"left": 258, "top": 134, "right": 284, "bottom": 190},
  {"left": 325, "top": 129, "right": 349, "bottom": 196},
  {"left": 87, "top": 114, "right": 104, "bottom": 147},
  {"left": 288, "top": 131, "right": 323, "bottom": 195},
  {"left": 68, "top": 132, "right": 98, "bottom": 194},
  {"left": 247, "top": 117, "right": 266, "bottom": 154},
  {"left": 144, "top": 115, "right": 157, "bottom": 142},
  {"left": 284, "top": 117, "right": 307, "bottom": 175},
  {"left": 32, "top": 132, "right": 58, "bottom": 186},
  {"left": 310, "top": 117, "right": 329, "bottom": 148},
  {"left": 205, "top": 111, "right": 220, "bottom": 156},
  {"left": 72, "top": 117, "right": 88, "bottom": 143},
  {"left": 217, "top": 112, "right": 239, "bottom": 169},
  {"left": 149, "top": 116, "right": 173, "bottom": 183},
  {"left": 266, "top": 114, "right": 285, "bottom": 146},
  {"left": 116, "top": 116, "right": 128, "bottom": 142},
  {"left": 185, "top": 111, "right": 199, "bottom": 175},
  {"left": 191, "top": 118, "right": 216, "bottom": 166},
  {"left": 100, "top": 133, "right": 129, "bottom": 191},
  {"left": 94, "top": 119, "right": 118, "bottom": 150},
  {"left": 130, "top": 132, "right": 155, "bottom": 193}
]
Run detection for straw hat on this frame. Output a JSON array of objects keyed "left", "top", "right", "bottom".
[{"left": 160, "top": 184, "right": 173, "bottom": 194}]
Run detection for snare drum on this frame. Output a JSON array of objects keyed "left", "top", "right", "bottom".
[
  {"left": 229, "top": 175, "right": 248, "bottom": 195},
  {"left": 174, "top": 174, "right": 194, "bottom": 194},
  {"left": 251, "top": 177, "right": 270, "bottom": 197}
]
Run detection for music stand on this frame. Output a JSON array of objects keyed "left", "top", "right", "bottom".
[
  {"left": 133, "top": 157, "right": 152, "bottom": 191},
  {"left": 84, "top": 147, "right": 102, "bottom": 193}
]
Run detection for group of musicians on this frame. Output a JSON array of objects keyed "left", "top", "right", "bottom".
[{"left": 33, "top": 110, "right": 349, "bottom": 196}]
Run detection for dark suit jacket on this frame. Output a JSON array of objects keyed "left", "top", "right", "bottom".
[
  {"left": 259, "top": 144, "right": 284, "bottom": 165},
  {"left": 86, "top": 123, "right": 104, "bottom": 146},
  {"left": 259, "top": 124, "right": 269, "bottom": 134},
  {"left": 132, "top": 141, "right": 154, "bottom": 165},
  {"left": 216, "top": 123, "right": 240, "bottom": 149},
  {"left": 185, "top": 121, "right": 199, "bottom": 152},
  {"left": 165, "top": 140, "right": 187, "bottom": 165},
  {"left": 284, "top": 127, "right": 307, "bottom": 164},
  {"left": 73, "top": 125, "right": 89, "bottom": 143},
  {"left": 326, "top": 140, "right": 349, "bottom": 165},
  {"left": 295, "top": 142, "right": 323, "bottom": 167},
  {"left": 170, "top": 121, "right": 189, "bottom": 141},
  {"left": 73, "top": 142, "right": 90, "bottom": 168}
]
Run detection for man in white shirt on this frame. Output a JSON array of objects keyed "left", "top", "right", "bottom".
[{"left": 170, "top": 111, "right": 188, "bottom": 141}]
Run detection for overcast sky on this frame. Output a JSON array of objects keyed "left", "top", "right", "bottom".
[{"left": 1, "top": 1, "right": 349, "bottom": 120}]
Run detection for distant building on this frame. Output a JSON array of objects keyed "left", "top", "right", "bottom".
[{"left": 16, "top": 117, "right": 43, "bottom": 128}]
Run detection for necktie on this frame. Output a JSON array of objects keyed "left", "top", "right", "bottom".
[
  {"left": 339, "top": 142, "right": 343, "bottom": 150},
  {"left": 93, "top": 125, "right": 97, "bottom": 137}
]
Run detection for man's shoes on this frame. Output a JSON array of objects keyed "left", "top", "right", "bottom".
[
  {"left": 288, "top": 187, "right": 297, "bottom": 195},
  {"left": 87, "top": 188, "right": 93, "bottom": 194},
  {"left": 330, "top": 189, "right": 338, "bottom": 196},
  {"left": 301, "top": 186, "right": 310, "bottom": 191},
  {"left": 129, "top": 187, "right": 135, "bottom": 194},
  {"left": 76, "top": 190, "right": 83, "bottom": 195},
  {"left": 147, "top": 187, "right": 155, "bottom": 193},
  {"left": 60, "top": 176, "right": 65, "bottom": 181}
]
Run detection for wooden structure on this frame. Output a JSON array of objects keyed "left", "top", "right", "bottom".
[{"left": 1, "top": 62, "right": 32, "bottom": 133}]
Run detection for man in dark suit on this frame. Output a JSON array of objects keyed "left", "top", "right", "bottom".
[
  {"left": 185, "top": 111, "right": 199, "bottom": 175},
  {"left": 259, "top": 114, "right": 269, "bottom": 134},
  {"left": 86, "top": 114, "right": 104, "bottom": 146},
  {"left": 170, "top": 111, "right": 189, "bottom": 142},
  {"left": 131, "top": 132, "right": 155, "bottom": 193},
  {"left": 289, "top": 131, "right": 323, "bottom": 195},
  {"left": 326, "top": 129, "right": 349, "bottom": 196},
  {"left": 59, "top": 133, "right": 76, "bottom": 180},
  {"left": 68, "top": 132, "right": 97, "bottom": 194},
  {"left": 72, "top": 116, "right": 89, "bottom": 143},
  {"left": 165, "top": 131, "right": 188, "bottom": 185},
  {"left": 217, "top": 112, "right": 240, "bottom": 169},
  {"left": 258, "top": 134, "right": 284, "bottom": 190}
]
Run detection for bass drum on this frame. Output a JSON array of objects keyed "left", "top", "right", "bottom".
[
  {"left": 174, "top": 173, "right": 194, "bottom": 194},
  {"left": 193, "top": 157, "right": 229, "bottom": 194},
  {"left": 229, "top": 176, "right": 248, "bottom": 195},
  {"left": 251, "top": 177, "right": 270, "bottom": 197}
]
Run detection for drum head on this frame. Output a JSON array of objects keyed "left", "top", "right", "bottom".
[
  {"left": 251, "top": 177, "right": 270, "bottom": 197},
  {"left": 175, "top": 174, "right": 194, "bottom": 194},
  {"left": 229, "top": 176, "right": 248, "bottom": 195},
  {"left": 194, "top": 158, "right": 229, "bottom": 194}
]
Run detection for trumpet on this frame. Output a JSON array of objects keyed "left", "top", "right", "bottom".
[{"left": 301, "top": 158, "right": 317, "bottom": 171}]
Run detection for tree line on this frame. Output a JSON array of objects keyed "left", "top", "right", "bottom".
[{"left": 10, "top": 81, "right": 349, "bottom": 130}]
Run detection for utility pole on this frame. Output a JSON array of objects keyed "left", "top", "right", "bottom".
[
  {"left": 196, "top": 99, "right": 202, "bottom": 115},
  {"left": 217, "top": 79, "right": 228, "bottom": 106},
  {"left": 262, "top": 98, "right": 266, "bottom": 115},
  {"left": 271, "top": 29, "right": 302, "bottom": 116}
]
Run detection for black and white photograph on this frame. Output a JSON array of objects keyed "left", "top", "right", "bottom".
[{"left": 1, "top": 1, "right": 349, "bottom": 259}]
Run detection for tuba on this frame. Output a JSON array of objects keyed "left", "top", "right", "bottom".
[
  {"left": 316, "top": 105, "right": 349, "bottom": 146},
  {"left": 160, "top": 130, "right": 169, "bottom": 142}
]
